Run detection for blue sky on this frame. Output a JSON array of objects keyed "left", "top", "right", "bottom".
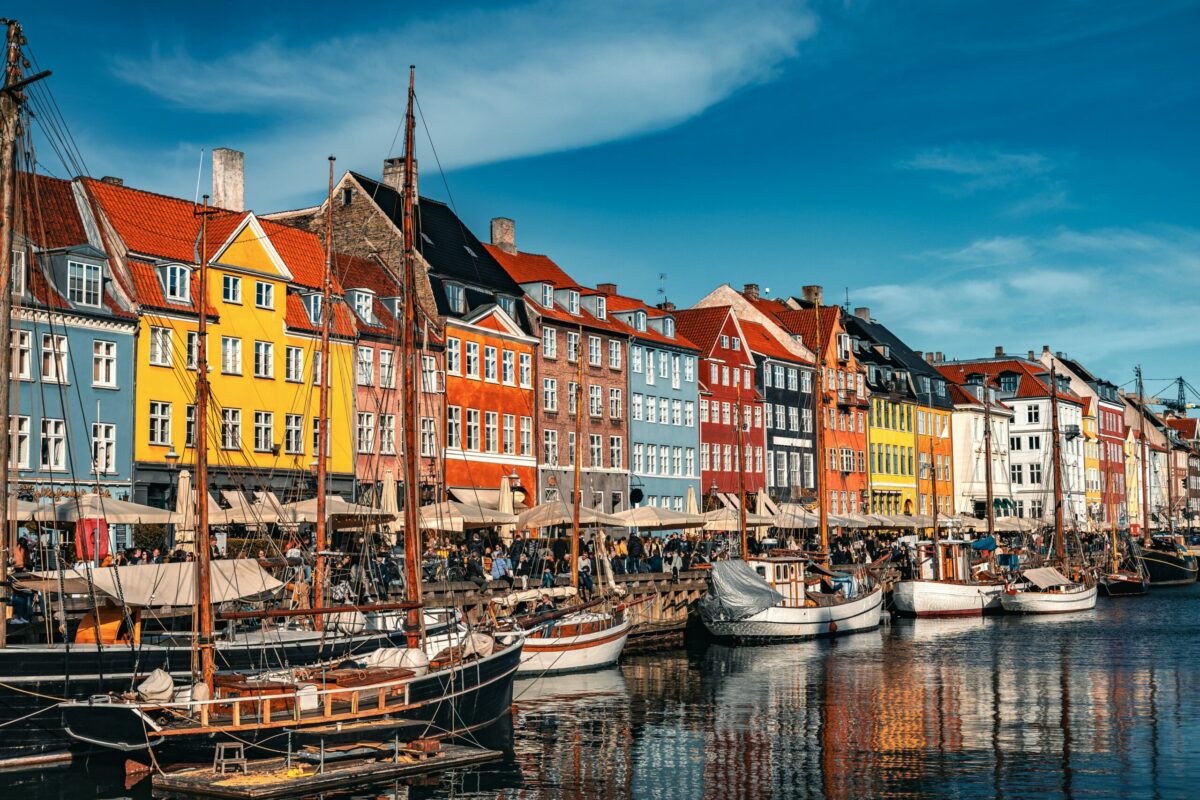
[{"left": 13, "top": 0, "right": 1200, "bottom": 396}]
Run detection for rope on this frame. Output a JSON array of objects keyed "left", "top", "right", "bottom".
[{"left": 0, "top": 679, "right": 70, "bottom": 703}]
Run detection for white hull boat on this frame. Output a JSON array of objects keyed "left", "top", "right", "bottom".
[
  {"left": 499, "top": 609, "right": 631, "bottom": 676},
  {"left": 892, "top": 580, "right": 1006, "bottom": 617},
  {"left": 1000, "top": 583, "right": 1097, "bottom": 614},
  {"left": 704, "top": 584, "right": 884, "bottom": 641}
]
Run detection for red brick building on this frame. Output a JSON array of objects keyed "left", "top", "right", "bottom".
[{"left": 675, "top": 306, "right": 766, "bottom": 508}]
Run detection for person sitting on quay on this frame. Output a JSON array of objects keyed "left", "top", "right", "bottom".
[
  {"left": 577, "top": 552, "right": 595, "bottom": 600},
  {"left": 491, "top": 546, "right": 514, "bottom": 586},
  {"left": 540, "top": 556, "right": 557, "bottom": 589}
]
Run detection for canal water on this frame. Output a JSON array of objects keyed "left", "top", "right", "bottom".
[{"left": 4, "top": 584, "right": 1197, "bottom": 799}]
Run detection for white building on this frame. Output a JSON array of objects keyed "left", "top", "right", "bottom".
[{"left": 943, "top": 377, "right": 1015, "bottom": 518}]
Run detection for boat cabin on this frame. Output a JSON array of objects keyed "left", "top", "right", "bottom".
[
  {"left": 748, "top": 554, "right": 856, "bottom": 608},
  {"left": 904, "top": 538, "right": 977, "bottom": 582}
]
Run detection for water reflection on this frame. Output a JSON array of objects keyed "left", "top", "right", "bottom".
[{"left": 3, "top": 587, "right": 1198, "bottom": 799}]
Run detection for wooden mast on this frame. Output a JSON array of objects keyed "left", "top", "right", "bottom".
[
  {"left": 193, "top": 195, "right": 216, "bottom": 688},
  {"left": 1165, "top": 425, "right": 1176, "bottom": 536},
  {"left": 926, "top": 393, "right": 941, "bottom": 580},
  {"left": 983, "top": 377, "right": 995, "bottom": 539},
  {"left": 570, "top": 334, "right": 583, "bottom": 589},
  {"left": 736, "top": 377, "right": 748, "bottom": 559},
  {"left": 1049, "top": 360, "right": 1066, "bottom": 567},
  {"left": 313, "top": 157, "right": 334, "bottom": 629},
  {"left": 1137, "top": 365, "right": 1151, "bottom": 546},
  {"left": 400, "top": 66, "right": 424, "bottom": 647},
  {"left": 812, "top": 302, "right": 830, "bottom": 564}
]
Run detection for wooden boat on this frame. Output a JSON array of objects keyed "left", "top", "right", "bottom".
[
  {"left": 500, "top": 605, "right": 631, "bottom": 675},
  {"left": 700, "top": 555, "right": 884, "bottom": 642},
  {"left": 1139, "top": 536, "right": 1198, "bottom": 586},
  {"left": 1099, "top": 571, "right": 1149, "bottom": 596},
  {"left": 1000, "top": 567, "right": 1097, "bottom": 614},
  {"left": 892, "top": 538, "right": 1006, "bottom": 617}
]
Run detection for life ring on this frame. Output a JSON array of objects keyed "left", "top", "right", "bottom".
[{"left": 829, "top": 621, "right": 838, "bottom": 633}]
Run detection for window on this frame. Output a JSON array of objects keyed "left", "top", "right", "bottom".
[
  {"left": 446, "top": 338, "right": 461, "bottom": 374},
  {"left": 632, "top": 394, "right": 643, "bottom": 421},
  {"left": 67, "top": 261, "right": 102, "bottom": 306},
  {"left": 543, "top": 327, "right": 558, "bottom": 359},
  {"left": 92, "top": 340, "right": 116, "bottom": 387},
  {"left": 307, "top": 294, "right": 323, "bottom": 326},
  {"left": 789, "top": 407, "right": 799, "bottom": 432},
  {"left": 699, "top": 399, "right": 708, "bottom": 423},
  {"left": 379, "top": 414, "right": 396, "bottom": 455},
  {"left": 10, "top": 330, "right": 31, "bottom": 379},
  {"left": 659, "top": 351, "right": 669, "bottom": 379},
  {"left": 722, "top": 402, "right": 731, "bottom": 425},
  {"left": 8, "top": 416, "right": 30, "bottom": 468},
  {"left": 484, "top": 346, "right": 498, "bottom": 382},
  {"left": 465, "top": 409, "right": 480, "bottom": 451},
  {"left": 38, "top": 334, "right": 70, "bottom": 385},
  {"left": 590, "top": 434, "right": 602, "bottom": 467},
  {"left": 519, "top": 353, "right": 532, "bottom": 387},
  {"left": 465, "top": 342, "right": 480, "bottom": 378},
  {"left": 567, "top": 332, "right": 580, "bottom": 362},
  {"left": 445, "top": 283, "right": 465, "bottom": 313},
  {"left": 568, "top": 291, "right": 580, "bottom": 315},
  {"left": 753, "top": 405, "right": 761, "bottom": 428},
  {"left": 353, "top": 290, "right": 373, "bottom": 321},
  {"left": 497, "top": 295, "right": 517, "bottom": 318},
  {"left": 502, "top": 351, "right": 515, "bottom": 385},
  {"left": 312, "top": 351, "right": 323, "bottom": 386},
  {"left": 420, "top": 417, "right": 437, "bottom": 456},
  {"left": 731, "top": 337, "right": 741, "bottom": 351},
  {"left": 149, "top": 401, "right": 172, "bottom": 446},
  {"left": 1010, "top": 436, "right": 1022, "bottom": 451},
  {"left": 356, "top": 412, "right": 375, "bottom": 453},
  {"left": 148, "top": 327, "right": 172, "bottom": 367},
  {"left": 588, "top": 336, "right": 602, "bottom": 366},
  {"left": 221, "top": 408, "right": 241, "bottom": 450},
  {"left": 646, "top": 445, "right": 657, "bottom": 474},
  {"left": 632, "top": 347, "right": 643, "bottom": 373},
  {"left": 253, "top": 341, "right": 274, "bottom": 379},
  {"left": 285, "top": 414, "right": 304, "bottom": 454},
  {"left": 723, "top": 445, "right": 732, "bottom": 472},
  {"left": 671, "top": 355, "right": 681, "bottom": 389},
  {"left": 686, "top": 448, "right": 695, "bottom": 476},
  {"left": 1011, "top": 464, "right": 1024, "bottom": 485},
  {"left": 609, "top": 436, "right": 623, "bottom": 468},
  {"left": 595, "top": 296, "right": 607, "bottom": 320},
  {"left": 1029, "top": 463, "right": 1043, "bottom": 484},
  {"left": 672, "top": 399, "right": 682, "bottom": 426},
  {"left": 659, "top": 398, "right": 670, "bottom": 425},
  {"left": 255, "top": 281, "right": 274, "bottom": 309},
  {"left": 540, "top": 284, "right": 554, "bottom": 309},
  {"left": 40, "top": 418, "right": 66, "bottom": 470},
  {"left": 609, "top": 340, "right": 622, "bottom": 369},
  {"left": 222, "top": 275, "right": 242, "bottom": 304},
  {"left": 646, "top": 355, "right": 656, "bottom": 386},
  {"left": 446, "top": 406, "right": 462, "bottom": 449},
  {"left": 253, "top": 411, "right": 274, "bottom": 452},
  {"left": 684, "top": 401, "right": 694, "bottom": 427},
  {"left": 379, "top": 350, "right": 395, "bottom": 387},
  {"left": 633, "top": 443, "right": 644, "bottom": 473},
  {"left": 87, "top": 422, "right": 115, "bottom": 474},
  {"left": 700, "top": 443, "right": 709, "bottom": 472},
  {"left": 646, "top": 396, "right": 657, "bottom": 423},
  {"left": 544, "top": 429, "right": 559, "bottom": 465},
  {"left": 502, "top": 414, "right": 516, "bottom": 454},
  {"left": 765, "top": 404, "right": 774, "bottom": 429},
  {"left": 609, "top": 388, "right": 623, "bottom": 419},
  {"left": 11, "top": 248, "right": 25, "bottom": 298},
  {"left": 185, "top": 405, "right": 196, "bottom": 448},
  {"left": 286, "top": 346, "right": 304, "bottom": 382},
  {"left": 720, "top": 335, "right": 729, "bottom": 349},
  {"left": 164, "top": 264, "right": 190, "bottom": 302},
  {"left": 484, "top": 411, "right": 499, "bottom": 453},
  {"left": 764, "top": 366, "right": 773, "bottom": 388},
  {"left": 543, "top": 378, "right": 558, "bottom": 412},
  {"left": 520, "top": 416, "right": 532, "bottom": 456},
  {"left": 1027, "top": 405, "right": 1040, "bottom": 424},
  {"left": 672, "top": 446, "right": 682, "bottom": 476},
  {"left": 221, "top": 337, "right": 242, "bottom": 374},
  {"left": 1028, "top": 435, "right": 1041, "bottom": 450},
  {"left": 1030, "top": 500, "right": 1045, "bottom": 518},
  {"left": 589, "top": 384, "right": 603, "bottom": 418},
  {"left": 684, "top": 356, "right": 694, "bottom": 383}
]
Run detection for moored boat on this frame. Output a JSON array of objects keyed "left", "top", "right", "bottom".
[
  {"left": 892, "top": 538, "right": 1006, "bottom": 617},
  {"left": 1099, "top": 571, "right": 1149, "bottom": 596},
  {"left": 1000, "top": 566, "right": 1098, "bottom": 614},
  {"left": 1139, "top": 536, "right": 1198, "bottom": 586},
  {"left": 500, "top": 606, "right": 630, "bottom": 675}
]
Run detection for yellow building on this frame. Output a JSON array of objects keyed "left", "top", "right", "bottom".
[
  {"left": 84, "top": 178, "right": 355, "bottom": 510},
  {"left": 916, "top": 403, "right": 955, "bottom": 517},
  {"left": 1082, "top": 400, "right": 1102, "bottom": 529},
  {"left": 868, "top": 397, "right": 918, "bottom": 515}
]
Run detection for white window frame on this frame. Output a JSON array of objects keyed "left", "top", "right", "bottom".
[
  {"left": 41, "top": 334, "right": 68, "bottom": 383},
  {"left": 255, "top": 281, "right": 275, "bottom": 309},
  {"left": 253, "top": 340, "right": 274, "bottom": 379},
  {"left": 10, "top": 330, "right": 31, "bottom": 380},
  {"left": 222, "top": 274, "right": 242, "bottom": 304},
  {"left": 8, "top": 415, "right": 30, "bottom": 469},
  {"left": 41, "top": 418, "right": 66, "bottom": 470},
  {"left": 253, "top": 411, "right": 274, "bottom": 452},
  {"left": 221, "top": 408, "right": 242, "bottom": 450},
  {"left": 285, "top": 346, "right": 304, "bottom": 382},
  {"left": 92, "top": 340, "right": 117, "bottom": 387},
  {"left": 149, "top": 401, "right": 172, "bottom": 446},
  {"left": 221, "top": 336, "right": 242, "bottom": 375},
  {"left": 164, "top": 264, "right": 190, "bottom": 303},
  {"left": 67, "top": 260, "right": 102, "bottom": 307}
]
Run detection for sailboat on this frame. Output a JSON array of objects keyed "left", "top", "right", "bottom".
[
  {"left": 893, "top": 378, "right": 1006, "bottom": 617},
  {"left": 58, "top": 69, "right": 523, "bottom": 763},
  {"left": 699, "top": 304, "right": 884, "bottom": 641},
  {"left": 493, "top": 351, "right": 631, "bottom": 675},
  {"left": 1098, "top": 455, "right": 1148, "bottom": 597},
  {"left": 1001, "top": 361, "right": 1098, "bottom": 614}
]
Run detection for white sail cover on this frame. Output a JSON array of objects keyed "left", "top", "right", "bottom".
[
  {"left": 1021, "top": 566, "right": 1074, "bottom": 589},
  {"left": 30, "top": 559, "right": 283, "bottom": 607},
  {"left": 698, "top": 560, "right": 784, "bottom": 624}
]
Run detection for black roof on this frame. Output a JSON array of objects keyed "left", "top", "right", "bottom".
[
  {"left": 350, "top": 172, "right": 522, "bottom": 296},
  {"left": 843, "top": 312, "right": 955, "bottom": 410}
]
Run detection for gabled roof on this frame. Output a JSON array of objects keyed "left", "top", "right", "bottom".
[
  {"left": 673, "top": 306, "right": 730, "bottom": 357},
  {"left": 1166, "top": 417, "right": 1198, "bottom": 441},
  {"left": 752, "top": 299, "right": 840, "bottom": 357},
  {"left": 739, "top": 319, "right": 807, "bottom": 364},
  {"left": 939, "top": 369, "right": 1012, "bottom": 412},
  {"left": 938, "top": 359, "right": 1082, "bottom": 404}
]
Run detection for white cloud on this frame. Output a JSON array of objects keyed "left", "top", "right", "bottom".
[
  {"left": 108, "top": 0, "right": 818, "bottom": 207},
  {"left": 897, "top": 143, "right": 1072, "bottom": 216},
  {"left": 857, "top": 225, "right": 1200, "bottom": 378}
]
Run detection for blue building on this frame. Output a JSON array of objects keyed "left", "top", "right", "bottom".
[
  {"left": 605, "top": 289, "right": 701, "bottom": 511},
  {"left": 10, "top": 176, "right": 138, "bottom": 525}
]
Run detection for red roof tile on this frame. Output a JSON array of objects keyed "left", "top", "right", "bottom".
[
  {"left": 937, "top": 359, "right": 1081, "bottom": 404},
  {"left": 602, "top": 293, "right": 699, "bottom": 350},
  {"left": 1167, "top": 417, "right": 1198, "bottom": 440},
  {"left": 128, "top": 258, "right": 218, "bottom": 317},
  {"left": 285, "top": 291, "right": 356, "bottom": 338},
  {"left": 19, "top": 173, "right": 87, "bottom": 250},
  {"left": 261, "top": 218, "right": 341, "bottom": 292},
  {"left": 674, "top": 306, "right": 730, "bottom": 356},
  {"left": 739, "top": 320, "right": 809, "bottom": 364},
  {"left": 484, "top": 245, "right": 577, "bottom": 287},
  {"left": 335, "top": 253, "right": 401, "bottom": 338}
]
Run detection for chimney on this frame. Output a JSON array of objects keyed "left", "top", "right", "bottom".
[
  {"left": 1042, "top": 344, "right": 1051, "bottom": 356},
  {"left": 936, "top": 352, "right": 944, "bottom": 363},
  {"left": 914, "top": 351, "right": 923, "bottom": 361},
  {"left": 994, "top": 346, "right": 1004, "bottom": 357},
  {"left": 212, "top": 148, "right": 244, "bottom": 212},
  {"left": 383, "top": 156, "right": 418, "bottom": 198},
  {"left": 801, "top": 285, "right": 823, "bottom": 306},
  {"left": 853, "top": 306, "right": 870, "bottom": 320},
  {"left": 490, "top": 217, "right": 516, "bottom": 255},
  {"left": 658, "top": 301, "right": 676, "bottom": 312},
  {"left": 743, "top": 283, "right": 760, "bottom": 301},
  {"left": 1027, "top": 350, "right": 1036, "bottom": 361},
  {"left": 596, "top": 283, "right": 617, "bottom": 296},
  {"left": 1056, "top": 351, "right": 1063, "bottom": 358},
  {"left": 100, "top": 176, "right": 123, "bottom": 186}
]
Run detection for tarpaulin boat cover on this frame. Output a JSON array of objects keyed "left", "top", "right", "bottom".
[
  {"left": 25, "top": 559, "right": 283, "bottom": 607},
  {"left": 1021, "top": 566, "right": 1073, "bottom": 589},
  {"left": 971, "top": 536, "right": 997, "bottom": 551},
  {"left": 698, "top": 560, "right": 784, "bottom": 623}
]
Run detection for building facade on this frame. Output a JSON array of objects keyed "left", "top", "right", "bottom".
[{"left": 939, "top": 374, "right": 1015, "bottom": 518}]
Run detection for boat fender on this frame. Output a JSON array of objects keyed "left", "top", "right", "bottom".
[
  {"left": 295, "top": 683, "right": 320, "bottom": 711},
  {"left": 329, "top": 610, "right": 368, "bottom": 635},
  {"left": 192, "top": 682, "right": 211, "bottom": 703},
  {"left": 398, "top": 648, "right": 430, "bottom": 676},
  {"left": 137, "top": 668, "right": 175, "bottom": 703},
  {"left": 462, "top": 633, "right": 495, "bottom": 659},
  {"left": 828, "top": 621, "right": 838, "bottom": 633},
  {"left": 362, "top": 648, "right": 404, "bottom": 668}
]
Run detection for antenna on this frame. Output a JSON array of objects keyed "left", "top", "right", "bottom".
[
  {"left": 844, "top": 287, "right": 850, "bottom": 311},
  {"left": 657, "top": 273, "right": 667, "bottom": 303}
]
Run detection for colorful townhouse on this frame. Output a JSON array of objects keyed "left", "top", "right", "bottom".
[
  {"left": 1043, "top": 351, "right": 1128, "bottom": 527},
  {"left": 940, "top": 352, "right": 1085, "bottom": 524},
  {"left": 9, "top": 174, "right": 138, "bottom": 522},
  {"left": 84, "top": 168, "right": 358, "bottom": 511},
  {"left": 936, "top": 370, "right": 1016, "bottom": 518},
  {"left": 1164, "top": 416, "right": 1199, "bottom": 527},
  {"left": 692, "top": 284, "right": 818, "bottom": 508},
  {"left": 486, "top": 219, "right": 630, "bottom": 512},
  {"left": 674, "top": 306, "right": 765, "bottom": 511},
  {"left": 1121, "top": 393, "right": 1172, "bottom": 531},
  {"left": 600, "top": 287, "right": 701, "bottom": 511},
  {"left": 268, "top": 160, "right": 537, "bottom": 504}
]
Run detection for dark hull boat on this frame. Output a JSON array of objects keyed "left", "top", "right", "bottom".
[
  {"left": 0, "top": 628, "right": 403, "bottom": 766},
  {"left": 1141, "top": 547, "right": 1198, "bottom": 586},
  {"left": 1099, "top": 571, "right": 1149, "bottom": 597}
]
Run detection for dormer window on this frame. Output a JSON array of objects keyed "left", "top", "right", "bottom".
[
  {"left": 596, "top": 296, "right": 606, "bottom": 320},
  {"left": 307, "top": 294, "right": 324, "bottom": 326},
  {"left": 11, "top": 249, "right": 25, "bottom": 297},
  {"left": 541, "top": 284, "right": 554, "bottom": 309},
  {"left": 567, "top": 290, "right": 580, "bottom": 315},
  {"left": 67, "top": 261, "right": 102, "bottom": 307},
  {"left": 497, "top": 295, "right": 517, "bottom": 318},
  {"left": 663, "top": 317, "right": 675, "bottom": 338},
  {"left": 998, "top": 372, "right": 1018, "bottom": 393},
  {"left": 444, "top": 282, "right": 465, "bottom": 314},
  {"left": 353, "top": 289, "right": 375, "bottom": 322},
  {"left": 635, "top": 311, "right": 647, "bottom": 332},
  {"left": 164, "top": 264, "right": 191, "bottom": 303}
]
